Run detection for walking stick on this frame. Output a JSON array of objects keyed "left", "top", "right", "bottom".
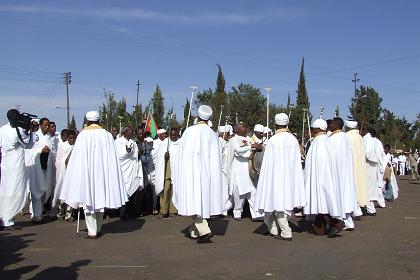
[
  {"left": 217, "top": 105, "right": 224, "bottom": 132},
  {"left": 76, "top": 206, "right": 80, "bottom": 234}
]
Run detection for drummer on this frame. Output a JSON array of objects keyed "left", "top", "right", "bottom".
[{"left": 226, "top": 123, "right": 263, "bottom": 221}]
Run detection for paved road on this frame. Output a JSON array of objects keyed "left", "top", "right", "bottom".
[{"left": 1, "top": 177, "right": 420, "bottom": 280}]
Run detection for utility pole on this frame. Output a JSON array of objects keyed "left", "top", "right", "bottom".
[
  {"left": 63, "top": 72, "right": 72, "bottom": 128},
  {"left": 352, "top": 73, "right": 360, "bottom": 96}
]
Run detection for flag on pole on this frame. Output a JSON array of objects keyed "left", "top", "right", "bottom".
[{"left": 145, "top": 111, "right": 158, "bottom": 138}]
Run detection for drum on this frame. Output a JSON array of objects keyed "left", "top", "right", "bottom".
[{"left": 249, "top": 149, "right": 264, "bottom": 185}]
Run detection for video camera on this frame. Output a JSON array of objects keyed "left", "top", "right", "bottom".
[{"left": 10, "top": 112, "right": 38, "bottom": 130}]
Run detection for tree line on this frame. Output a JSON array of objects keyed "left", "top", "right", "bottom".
[{"left": 75, "top": 60, "right": 418, "bottom": 151}]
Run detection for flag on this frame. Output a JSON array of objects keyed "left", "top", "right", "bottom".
[{"left": 145, "top": 111, "right": 158, "bottom": 138}]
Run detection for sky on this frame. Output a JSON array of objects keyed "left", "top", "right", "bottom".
[{"left": 0, "top": 0, "right": 419, "bottom": 130}]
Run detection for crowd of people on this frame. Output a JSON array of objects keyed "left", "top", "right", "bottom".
[{"left": 0, "top": 106, "right": 418, "bottom": 244}]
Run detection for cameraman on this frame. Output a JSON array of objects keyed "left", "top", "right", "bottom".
[{"left": 0, "top": 109, "right": 33, "bottom": 230}]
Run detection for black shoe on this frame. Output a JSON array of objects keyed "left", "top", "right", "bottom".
[
  {"left": 3, "top": 225, "right": 22, "bottom": 231},
  {"left": 197, "top": 233, "right": 213, "bottom": 244},
  {"left": 273, "top": 235, "right": 292, "bottom": 241},
  {"left": 327, "top": 228, "right": 340, "bottom": 238},
  {"left": 364, "top": 212, "right": 377, "bottom": 216}
]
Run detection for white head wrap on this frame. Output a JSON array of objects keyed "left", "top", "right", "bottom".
[
  {"left": 197, "top": 105, "right": 213, "bottom": 121},
  {"left": 85, "top": 111, "right": 100, "bottom": 121},
  {"left": 253, "top": 124, "right": 265, "bottom": 133},
  {"left": 145, "top": 137, "right": 153, "bottom": 143},
  {"left": 345, "top": 120, "right": 358, "bottom": 129},
  {"left": 157, "top": 129, "right": 167, "bottom": 135},
  {"left": 312, "top": 119, "right": 328, "bottom": 130},
  {"left": 274, "top": 113, "right": 289, "bottom": 125}
]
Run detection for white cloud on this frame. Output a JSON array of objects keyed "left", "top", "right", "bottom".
[{"left": 0, "top": 4, "right": 305, "bottom": 24}]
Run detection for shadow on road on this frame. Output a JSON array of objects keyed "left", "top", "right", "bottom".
[
  {"left": 102, "top": 218, "right": 145, "bottom": 234},
  {"left": 0, "top": 232, "right": 39, "bottom": 280},
  {"left": 29, "top": 259, "right": 91, "bottom": 280}
]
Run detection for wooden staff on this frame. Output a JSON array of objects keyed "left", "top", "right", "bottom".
[
  {"left": 301, "top": 109, "right": 306, "bottom": 144},
  {"left": 306, "top": 108, "right": 312, "bottom": 139},
  {"left": 217, "top": 105, "right": 224, "bottom": 132}
]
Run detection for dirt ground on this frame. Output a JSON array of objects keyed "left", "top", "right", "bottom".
[{"left": 1, "top": 176, "right": 420, "bottom": 280}]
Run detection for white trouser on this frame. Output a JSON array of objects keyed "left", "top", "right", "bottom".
[
  {"left": 366, "top": 201, "right": 376, "bottom": 214},
  {"left": 232, "top": 186, "right": 263, "bottom": 219},
  {"left": 377, "top": 187, "right": 386, "bottom": 208},
  {"left": 84, "top": 212, "right": 104, "bottom": 236},
  {"left": 0, "top": 219, "right": 14, "bottom": 227},
  {"left": 344, "top": 213, "right": 354, "bottom": 229},
  {"left": 30, "top": 195, "right": 44, "bottom": 220},
  {"left": 399, "top": 163, "right": 405, "bottom": 175},
  {"left": 190, "top": 217, "right": 211, "bottom": 238},
  {"left": 264, "top": 212, "right": 292, "bottom": 238}
]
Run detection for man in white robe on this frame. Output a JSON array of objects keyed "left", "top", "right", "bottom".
[
  {"left": 304, "top": 119, "right": 345, "bottom": 237},
  {"left": 345, "top": 121, "right": 370, "bottom": 209},
  {"left": 218, "top": 126, "right": 232, "bottom": 215},
  {"left": 0, "top": 109, "right": 32, "bottom": 230},
  {"left": 155, "top": 127, "right": 180, "bottom": 218},
  {"left": 52, "top": 130, "right": 76, "bottom": 221},
  {"left": 328, "top": 118, "right": 361, "bottom": 231},
  {"left": 251, "top": 124, "right": 265, "bottom": 145},
  {"left": 227, "top": 123, "right": 263, "bottom": 221},
  {"left": 26, "top": 117, "right": 56, "bottom": 222},
  {"left": 115, "top": 126, "right": 144, "bottom": 220},
  {"left": 255, "top": 113, "right": 306, "bottom": 240},
  {"left": 60, "top": 111, "right": 128, "bottom": 239},
  {"left": 398, "top": 153, "right": 407, "bottom": 175},
  {"left": 362, "top": 128, "right": 386, "bottom": 215},
  {"left": 173, "top": 105, "right": 226, "bottom": 243},
  {"left": 384, "top": 144, "right": 399, "bottom": 200}
]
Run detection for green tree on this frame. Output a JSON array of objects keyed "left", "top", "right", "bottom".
[
  {"left": 68, "top": 115, "right": 76, "bottom": 130},
  {"left": 182, "top": 98, "right": 193, "bottom": 128},
  {"left": 194, "top": 64, "right": 228, "bottom": 130},
  {"left": 348, "top": 85, "right": 382, "bottom": 131},
  {"left": 228, "top": 83, "right": 267, "bottom": 128},
  {"left": 289, "top": 57, "right": 310, "bottom": 139},
  {"left": 99, "top": 89, "right": 133, "bottom": 131},
  {"left": 151, "top": 84, "right": 165, "bottom": 129}
]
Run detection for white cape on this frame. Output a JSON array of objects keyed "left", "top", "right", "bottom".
[
  {"left": 255, "top": 131, "right": 306, "bottom": 215},
  {"left": 52, "top": 141, "right": 73, "bottom": 207},
  {"left": 115, "top": 137, "right": 144, "bottom": 197},
  {"left": 363, "top": 133, "right": 386, "bottom": 201},
  {"left": 0, "top": 124, "right": 30, "bottom": 221},
  {"left": 172, "top": 123, "right": 226, "bottom": 218},
  {"left": 59, "top": 125, "right": 128, "bottom": 211},
  {"left": 154, "top": 138, "right": 179, "bottom": 195},
  {"left": 303, "top": 134, "right": 344, "bottom": 219},
  {"left": 329, "top": 131, "right": 359, "bottom": 215},
  {"left": 25, "top": 130, "right": 56, "bottom": 200}
]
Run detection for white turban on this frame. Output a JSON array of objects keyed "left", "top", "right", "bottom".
[
  {"left": 345, "top": 120, "right": 358, "bottom": 129},
  {"left": 253, "top": 124, "right": 265, "bottom": 133},
  {"left": 145, "top": 137, "right": 153, "bottom": 143},
  {"left": 85, "top": 111, "right": 100, "bottom": 121},
  {"left": 274, "top": 113, "right": 289, "bottom": 125},
  {"left": 197, "top": 105, "right": 213, "bottom": 121},
  {"left": 157, "top": 129, "right": 166, "bottom": 135},
  {"left": 218, "top": 126, "right": 225, "bottom": 133},
  {"left": 31, "top": 118, "right": 40, "bottom": 124},
  {"left": 263, "top": 127, "right": 272, "bottom": 134},
  {"left": 312, "top": 119, "right": 327, "bottom": 130}
]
